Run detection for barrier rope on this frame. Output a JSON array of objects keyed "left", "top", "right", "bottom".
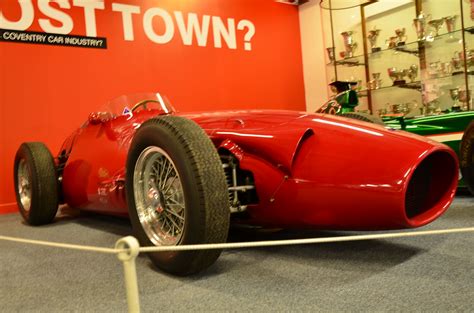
[
  {"left": 138, "top": 227, "right": 474, "bottom": 252},
  {"left": 2, "top": 227, "right": 474, "bottom": 254},
  {"left": 0, "top": 235, "right": 119, "bottom": 254}
]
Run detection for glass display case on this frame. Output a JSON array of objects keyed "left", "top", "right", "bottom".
[
  {"left": 321, "top": 0, "right": 373, "bottom": 112},
  {"left": 321, "top": 0, "right": 473, "bottom": 116}
]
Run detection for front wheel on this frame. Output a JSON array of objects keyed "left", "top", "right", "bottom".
[
  {"left": 460, "top": 121, "right": 474, "bottom": 195},
  {"left": 126, "top": 115, "right": 230, "bottom": 276}
]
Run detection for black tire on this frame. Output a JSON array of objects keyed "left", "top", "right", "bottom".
[
  {"left": 460, "top": 121, "right": 474, "bottom": 195},
  {"left": 340, "top": 112, "right": 385, "bottom": 125},
  {"left": 126, "top": 115, "right": 230, "bottom": 276},
  {"left": 14, "top": 142, "right": 59, "bottom": 225}
]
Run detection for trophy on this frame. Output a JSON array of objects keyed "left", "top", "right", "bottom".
[
  {"left": 367, "top": 72, "right": 382, "bottom": 89},
  {"left": 440, "top": 62, "right": 452, "bottom": 76},
  {"left": 341, "top": 31, "right": 355, "bottom": 45},
  {"left": 406, "top": 64, "right": 418, "bottom": 82},
  {"left": 452, "top": 51, "right": 463, "bottom": 74},
  {"left": 449, "top": 87, "right": 461, "bottom": 111},
  {"left": 373, "top": 72, "right": 382, "bottom": 88},
  {"left": 388, "top": 102, "right": 415, "bottom": 115},
  {"left": 462, "top": 49, "right": 474, "bottom": 67},
  {"left": 413, "top": 11, "right": 431, "bottom": 41},
  {"left": 387, "top": 67, "right": 407, "bottom": 85},
  {"left": 445, "top": 15, "right": 457, "bottom": 33},
  {"left": 459, "top": 89, "right": 471, "bottom": 110},
  {"left": 422, "top": 100, "right": 440, "bottom": 115},
  {"left": 395, "top": 28, "right": 407, "bottom": 46},
  {"left": 429, "top": 61, "right": 441, "bottom": 78},
  {"left": 386, "top": 36, "right": 398, "bottom": 49},
  {"left": 428, "top": 18, "right": 444, "bottom": 37},
  {"left": 444, "top": 15, "right": 459, "bottom": 42},
  {"left": 340, "top": 31, "right": 357, "bottom": 58},
  {"left": 339, "top": 44, "right": 357, "bottom": 58},
  {"left": 372, "top": 72, "right": 382, "bottom": 89},
  {"left": 367, "top": 81, "right": 376, "bottom": 90},
  {"left": 367, "top": 28, "right": 381, "bottom": 52},
  {"left": 388, "top": 103, "right": 403, "bottom": 114},
  {"left": 326, "top": 47, "right": 335, "bottom": 63}
]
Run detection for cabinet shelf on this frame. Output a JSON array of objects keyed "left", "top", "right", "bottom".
[
  {"left": 326, "top": 57, "right": 365, "bottom": 67},
  {"left": 424, "top": 71, "right": 471, "bottom": 83},
  {"left": 323, "top": 0, "right": 473, "bottom": 113},
  {"left": 369, "top": 41, "right": 421, "bottom": 57},
  {"left": 365, "top": 81, "right": 422, "bottom": 93},
  {"left": 423, "top": 29, "right": 463, "bottom": 43},
  {"left": 465, "top": 26, "right": 474, "bottom": 34}
]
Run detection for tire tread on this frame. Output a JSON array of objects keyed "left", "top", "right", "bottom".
[
  {"left": 460, "top": 121, "right": 474, "bottom": 196},
  {"left": 126, "top": 115, "right": 230, "bottom": 275},
  {"left": 14, "top": 142, "right": 59, "bottom": 225}
]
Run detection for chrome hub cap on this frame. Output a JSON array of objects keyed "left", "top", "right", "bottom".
[
  {"left": 133, "top": 147, "right": 185, "bottom": 246},
  {"left": 17, "top": 159, "right": 32, "bottom": 211}
]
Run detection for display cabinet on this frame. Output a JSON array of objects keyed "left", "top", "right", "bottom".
[
  {"left": 321, "top": 0, "right": 373, "bottom": 112},
  {"left": 321, "top": 0, "right": 474, "bottom": 116}
]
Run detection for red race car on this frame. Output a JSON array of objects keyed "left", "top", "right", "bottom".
[{"left": 14, "top": 93, "right": 458, "bottom": 276}]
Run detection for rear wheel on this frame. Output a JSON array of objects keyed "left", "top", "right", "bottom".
[
  {"left": 460, "top": 121, "right": 474, "bottom": 195},
  {"left": 340, "top": 112, "right": 385, "bottom": 125},
  {"left": 126, "top": 115, "right": 230, "bottom": 276},
  {"left": 14, "top": 142, "right": 59, "bottom": 225}
]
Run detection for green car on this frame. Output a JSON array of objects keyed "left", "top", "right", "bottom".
[
  {"left": 384, "top": 112, "right": 474, "bottom": 192},
  {"left": 318, "top": 89, "right": 474, "bottom": 195}
]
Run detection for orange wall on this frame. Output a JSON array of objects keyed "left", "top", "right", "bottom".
[{"left": 0, "top": 0, "right": 306, "bottom": 213}]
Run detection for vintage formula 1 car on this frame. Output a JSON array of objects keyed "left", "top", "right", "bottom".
[{"left": 14, "top": 93, "right": 459, "bottom": 276}]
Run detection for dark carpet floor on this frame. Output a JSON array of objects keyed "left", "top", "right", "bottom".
[{"left": 0, "top": 196, "right": 473, "bottom": 312}]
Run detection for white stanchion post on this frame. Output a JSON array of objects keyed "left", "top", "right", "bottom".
[{"left": 115, "top": 236, "right": 141, "bottom": 313}]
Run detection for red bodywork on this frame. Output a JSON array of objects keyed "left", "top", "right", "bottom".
[{"left": 60, "top": 108, "right": 458, "bottom": 230}]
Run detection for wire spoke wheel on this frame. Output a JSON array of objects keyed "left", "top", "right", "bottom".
[
  {"left": 134, "top": 146, "right": 185, "bottom": 246},
  {"left": 126, "top": 115, "right": 230, "bottom": 276},
  {"left": 17, "top": 159, "right": 32, "bottom": 212}
]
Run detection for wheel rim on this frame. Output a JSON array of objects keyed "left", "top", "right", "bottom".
[
  {"left": 17, "top": 159, "right": 32, "bottom": 212},
  {"left": 133, "top": 146, "right": 185, "bottom": 246}
]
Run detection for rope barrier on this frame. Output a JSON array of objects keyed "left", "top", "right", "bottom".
[
  {"left": 2, "top": 227, "right": 474, "bottom": 255},
  {"left": 138, "top": 227, "right": 474, "bottom": 252},
  {"left": 0, "top": 235, "right": 119, "bottom": 254}
]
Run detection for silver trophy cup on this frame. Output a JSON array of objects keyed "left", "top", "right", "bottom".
[
  {"left": 445, "top": 15, "right": 458, "bottom": 33},
  {"left": 444, "top": 15, "right": 459, "bottom": 42},
  {"left": 450, "top": 88, "right": 461, "bottom": 111},
  {"left": 367, "top": 29, "right": 381, "bottom": 52},
  {"left": 406, "top": 64, "right": 418, "bottom": 83},
  {"left": 326, "top": 47, "right": 335, "bottom": 62},
  {"left": 413, "top": 11, "right": 431, "bottom": 41},
  {"left": 428, "top": 18, "right": 444, "bottom": 37},
  {"left": 340, "top": 31, "right": 357, "bottom": 58},
  {"left": 395, "top": 28, "right": 407, "bottom": 46},
  {"left": 388, "top": 67, "right": 407, "bottom": 85}
]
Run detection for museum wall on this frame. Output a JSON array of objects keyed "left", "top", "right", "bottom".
[{"left": 0, "top": 0, "right": 306, "bottom": 213}]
